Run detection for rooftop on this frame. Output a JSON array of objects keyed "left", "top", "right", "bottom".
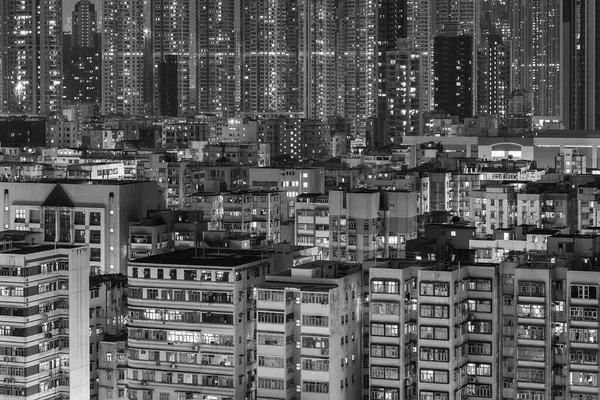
[
  {"left": 2, "top": 244, "right": 80, "bottom": 255},
  {"left": 130, "top": 247, "right": 271, "bottom": 267}
]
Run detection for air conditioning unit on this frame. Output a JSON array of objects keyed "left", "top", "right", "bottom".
[
  {"left": 141, "top": 350, "right": 146, "bottom": 354},
  {"left": 155, "top": 362, "right": 161, "bottom": 366},
  {"left": 42, "top": 314, "right": 48, "bottom": 322},
  {"left": 469, "top": 376, "right": 477, "bottom": 383},
  {"left": 405, "top": 377, "right": 413, "bottom": 386},
  {"left": 141, "top": 380, "right": 148, "bottom": 386},
  {"left": 170, "top": 364, "right": 176, "bottom": 369},
  {"left": 321, "top": 349, "right": 329, "bottom": 355}
]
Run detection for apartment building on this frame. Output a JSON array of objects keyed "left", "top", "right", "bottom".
[
  {"left": 0, "top": 180, "right": 162, "bottom": 274},
  {"left": 0, "top": 245, "right": 89, "bottom": 399},
  {"left": 329, "top": 190, "right": 418, "bottom": 262},
  {"left": 125, "top": 248, "right": 288, "bottom": 400},
  {"left": 128, "top": 210, "right": 205, "bottom": 259},
  {"left": 248, "top": 167, "right": 325, "bottom": 219},
  {"left": 450, "top": 173, "right": 481, "bottom": 220},
  {"left": 367, "top": 261, "right": 499, "bottom": 400},
  {"left": 419, "top": 171, "right": 453, "bottom": 214},
  {"left": 185, "top": 191, "right": 282, "bottom": 244},
  {"left": 295, "top": 193, "right": 330, "bottom": 259},
  {"left": 470, "top": 185, "right": 517, "bottom": 234},
  {"left": 555, "top": 149, "right": 586, "bottom": 175},
  {"left": 498, "top": 254, "right": 600, "bottom": 400},
  {"left": 517, "top": 192, "right": 543, "bottom": 227},
  {"left": 576, "top": 183, "right": 600, "bottom": 232},
  {"left": 255, "top": 261, "right": 363, "bottom": 400}
]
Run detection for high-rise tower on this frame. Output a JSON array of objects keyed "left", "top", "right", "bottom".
[
  {"left": 298, "top": 0, "right": 339, "bottom": 120},
  {"left": 65, "top": 0, "right": 101, "bottom": 105},
  {"left": 0, "top": 0, "right": 63, "bottom": 114},
  {"left": 196, "top": 0, "right": 238, "bottom": 118},
  {"left": 510, "top": 0, "right": 561, "bottom": 117},
  {"left": 562, "top": 0, "right": 600, "bottom": 129},
  {"left": 376, "top": 0, "right": 421, "bottom": 141},
  {"left": 72, "top": 0, "right": 97, "bottom": 48},
  {"left": 101, "top": 0, "right": 147, "bottom": 116},
  {"left": 406, "top": 0, "right": 435, "bottom": 118},
  {"left": 151, "top": 0, "right": 192, "bottom": 117},
  {"left": 433, "top": 34, "right": 473, "bottom": 121},
  {"left": 240, "top": 0, "right": 300, "bottom": 114},
  {"left": 338, "top": 0, "right": 377, "bottom": 137}
]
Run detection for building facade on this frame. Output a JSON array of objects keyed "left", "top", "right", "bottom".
[
  {"left": 101, "top": 0, "right": 147, "bottom": 116},
  {"left": 0, "top": 0, "right": 63, "bottom": 114},
  {"left": 0, "top": 180, "right": 162, "bottom": 274},
  {"left": 125, "top": 248, "right": 286, "bottom": 400}
]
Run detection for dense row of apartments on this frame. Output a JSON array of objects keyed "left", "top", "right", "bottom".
[{"left": 3, "top": 215, "right": 600, "bottom": 400}]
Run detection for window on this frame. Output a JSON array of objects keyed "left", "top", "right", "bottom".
[
  {"left": 370, "top": 387, "right": 399, "bottom": 400},
  {"left": 467, "top": 342, "right": 492, "bottom": 356},
  {"left": 258, "top": 378, "right": 284, "bottom": 390},
  {"left": 570, "top": 307, "right": 598, "bottom": 321},
  {"left": 90, "top": 212, "right": 101, "bottom": 226},
  {"left": 570, "top": 328, "right": 598, "bottom": 343},
  {"left": 466, "top": 321, "right": 492, "bottom": 334},
  {"left": 420, "top": 369, "right": 449, "bottom": 384},
  {"left": 516, "top": 390, "right": 545, "bottom": 400},
  {"left": 463, "top": 299, "right": 492, "bottom": 313},
  {"left": 258, "top": 290, "right": 285, "bottom": 302},
  {"left": 302, "top": 315, "right": 329, "bottom": 327},
  {"left": 571, "top": 284, "right": 598, "bottom": 299},
  {"left": 517, "top": 325, "right": 545, "bottom": 340},
  {"left": 371, "top": 302, "right": 400, "bottom": 315},
  {"left": 420, "top": 326, "right": 449, "bottom": 340},
  {"left": 517, "top": 368, "right": 545, "bottom": 383},
  {"left": 371, "top": 344, "right": 399, "bottom": 359},
  {"left": 371, "top": 323, "right": 399, "bottom": 337},
  {"left": 419, "top": 347, "right": 449, "bottom": 362},
  {"left": 257, "top": 312, "right": 284, "bottom": 324},
  {"left": 420, "top": 282, "right": 450, "bottom": 296},
  {"left": 517, "top": 304, "right": 545, "bottom": 318},
  {"left": 258, "top": 356, "right": 284, "bottom": 368},
  {"left": 301, "top": 336, "right": 329, "bottom": 349},
  {"left": 517, "top": 347, "right": 545, "bottom": 362},
  {"left": 371, "top": 279, "right": 399, "bottom": 294},
  {"left": 370, "top": 365, "right": 399, "bottom": 380},
  {"left": 464, "top": 385, "right": 492, "bottom": 398},
  {"left": 302, "top": 381, "right": 329, "bottom": 393},
  {"left": 14, "top": 209, "right": 25, "bottom": 223},
  {"left": 569, "top": 350, "right": 598, "bottom": 365},
  {"left": 301, "top": 292, "right": 329, "bottom": 304},
  {"left": 467, "top": 279, "right": 492, "bottom": 292},
  {"left": 258, "top": 334, "right": 284, "bottom": 346},
  {"left": 302, "top": 358, "right": 329, "bottom": 371},
  {"left": 517, "top": 281, "right": 546, "bottom": 297},
  {"left": 466, "top": 363, "right": 492, "bottom": 376},
  {"left": 420, "top": 305, "right": 449, "bottom": 319},
  {"left": 420, "top": 391, "right": 449, "bottom": 400},
  {"left": 570, "top": 371, "right": 598, "bottom": 387}
]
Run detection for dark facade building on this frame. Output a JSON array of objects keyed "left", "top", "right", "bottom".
[
  {"left": 562, "top": 0, "right": 600, "bottom": 130},
  {"left": 433, "top": 34, "right": 473, "bottom": 121},
  {"left": 0, "top": 116, "right": 47, "bottom": 146},
  {"left": 151, "top": 0, "right": 191, "bottom": 116},
  {"left": 64, "top": 0, "right": 101, "bottom": 106}
]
